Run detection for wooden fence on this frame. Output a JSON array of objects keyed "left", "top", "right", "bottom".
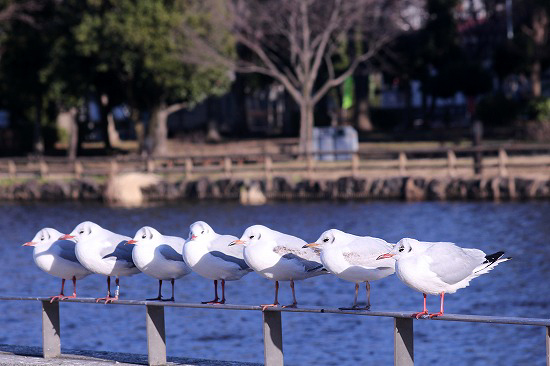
[{"left": 0, "top": 144, "right": 549, "bottom": 181}]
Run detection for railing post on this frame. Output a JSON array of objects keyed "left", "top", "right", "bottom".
[
  {"left": 546, "top": 326, "right": 550, "bottom": 366},
  {"left": 263, "top": 311, "right": 283, "bottom": 366},
  {"left": 146, "top": 305, "right": 166, "bottom": 366},
  {"left": 394, "top": 317, "right": 413, "bottom": 366},
  {"left": 41, "top": 300, "right": 60, "bottom": 359}
]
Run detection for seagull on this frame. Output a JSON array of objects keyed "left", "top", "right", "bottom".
[
  {"left": 377, "top": 237, "right": 511, "bottom": 318},
  {"left": 23, "top": 228, "right": 92, "bottom": 302},
  {"left": 128, "top": 226, "right": 191, "bottom": 301},
  {"left": 60, "top": 221, "right": 140, "bottom": 304},
  {"left": 304, "top": 229, "right": 395, "bottom": 310},
  {"left": 230, "top": 225, "right": 327, "bottom": 310},
  {"left": 183, "top": 221, "right": 252, "bottom": 304}
]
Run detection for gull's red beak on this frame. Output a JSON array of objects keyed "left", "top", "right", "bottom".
[
  {"left": 377, "top": 253, "right": 394, "bottom": 260},
  {"left": 22, "top": 242, "right": 36, "bottom": 247},
  {"left": 228, "top": 239, "right": 246, "bottom": 246},
  {"left": 126, "top": 239, "right": 137, "bottom": 245},
  {"left": 59, "top": 234, "right": 74, "bottom": 240},
  {"left": 303, "top": 243, "right": 320, "bottom": 248},
  {"left": 191, "top": 235, "right": 197, "bottom": 240}
]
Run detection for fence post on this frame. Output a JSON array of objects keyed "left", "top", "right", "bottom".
[
  {"left": 307, "top": 154, "right": 314, "bottom": 176},
  {"left": 185, "top": 158, "right": 193, "bottom": 179},
  {"left": 351, "top": 153, "right": 359, "bottom": 177},
  {"left": 398, "top": 152, "right": 407, "bottom": 175},
  {"left": 39, "top": 160, "right": 48, "bottom": 178},
  {"left": 8, "top": 160, "right": 16, "bottom": 180},
  {"left": 224, "top": 156, "right": 232, "bottom": 177},
  {"left": 265, "top": 155, "right": 273, "bottom": 192},
  {"left": 109, "top": 160, "right": 118, "bottom": 177},
  {"left": 74, "top": 160, "right": 83, "bottom": 179},
  {"left": 263, "top": 311, "right": 283, "bottom": 366},
  {"left": 498, "top": 148, "right": 508, "bottom": 177},
  {"left": 447, "top": 150, "right": 456, "bottom": 177},
  {"left": 394, "top": 317, "right": 413, "bottom": 366},
  {"left": 41, "top": 300, "right": 60, "bottom": 359},
  {"left": 146, "top": 305, "right": 166, "bottom": 366},
  {"left": 546, "top": 326, "right": 550, "bottom": 366},
  {"left": 147, "top": 159, "right": 155, "bottom": 173}
]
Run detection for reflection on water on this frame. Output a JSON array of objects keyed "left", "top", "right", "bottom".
[{"left": 0, "top": 201, "right": 548, "bottom": 365}]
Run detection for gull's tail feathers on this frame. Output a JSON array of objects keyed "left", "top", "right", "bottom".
[{"left": 474, "top": 251, "right": 512, "bottom": 276}]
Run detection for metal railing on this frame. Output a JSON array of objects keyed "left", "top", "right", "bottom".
[
  {"left": 0, "top": 144, "right": 549, "bottom": 180},
  {"left": 1, "top": 296, "right": 550, "bottom": 366}
]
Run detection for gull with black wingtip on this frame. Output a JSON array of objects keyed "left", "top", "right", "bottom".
[{"left": 377, "top": 237, "right": 511, "bottom": 318}]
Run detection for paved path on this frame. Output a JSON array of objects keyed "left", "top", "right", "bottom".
[{"left": 0, "top": 344, "right": 261, "bottom": 366}]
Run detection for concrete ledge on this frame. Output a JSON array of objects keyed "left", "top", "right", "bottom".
[{"left": 0, "top": 344, "right": 261, "bottom": 366}]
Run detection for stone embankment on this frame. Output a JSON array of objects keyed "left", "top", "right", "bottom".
[{"left": 0, "top": 174, "right": 549, "bottom": 204}]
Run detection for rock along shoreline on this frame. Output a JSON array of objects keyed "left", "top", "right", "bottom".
[{"left": 0, "top": 175, "right": 549, "bottom": 205}]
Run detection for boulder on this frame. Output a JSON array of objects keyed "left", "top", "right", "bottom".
[{"left": 104, "top": 172, "right": 161, "bottom": 207}]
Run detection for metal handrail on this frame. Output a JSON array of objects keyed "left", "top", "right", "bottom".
[{"left": 1, "top": 296, "right": 550, "bottom": 366}]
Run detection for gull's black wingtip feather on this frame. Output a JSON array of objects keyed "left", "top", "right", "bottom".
[{"left": 484, "top": 251, "right": 510, "bottom": 264}]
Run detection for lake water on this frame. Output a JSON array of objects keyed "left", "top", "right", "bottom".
[{"left": 0, "top": 200, "right": 548, "bottom": 365}]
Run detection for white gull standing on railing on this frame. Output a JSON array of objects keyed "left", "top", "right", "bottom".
[
  {"left": 23, "top": 227, "right": 92, "bottom": 302},
  {"left": 230, "top": 225, "right": 327, "bottom": 310},
  {"left": 183, "top": 221, "right": 252, "bottom": 304},
  {"left": 128, "top": 226, "right": 191, "bottom": 301},
  {"left": 305, "top": 229, "right": 395, "bottom": 310},
  {"left": 60, "top": 221, "right": 140, "bottom": 304},
  {"left": 377, "top": 237, "right": 511, "bottom": 318}
]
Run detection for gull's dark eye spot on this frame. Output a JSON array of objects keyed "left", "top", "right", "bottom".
[
  {"left": 399, "top": 246, "right": 404, "bottom": 252},
  {"left": 249, "top": 235, "right": 255, "bottom": 239},
  {"left": 323, "top": 238, "right": 329, "bottom": 243},
  {"left": 142, "top": 234, "right": 146, "bottom": 239},
  {"left": 79, "top": 230, "right": 84, "bottom": 234},
  {"left": 40, "top": 237, "right": 44, "bottom": 241},
  {"left": 201, "top": 230, "right": 204, "bottom": 234}
]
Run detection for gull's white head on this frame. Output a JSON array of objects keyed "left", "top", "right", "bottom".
[
  {"left": 377, "top": 238, "right": 417, "bottom": 260},
  {"left": 304, "top": 229, "right": 357, "bottom": 249},
  {"left": 61, "top": 221, "right": 102, "bottom": 243},
  {"left": 188, "top": 221, "right": 215, "bottom": 241},
  {"left": 229, "top": 225, "right": 272, "bottom": 246},
  {"left": 22, "top": 227, "right": 63, "bottom": 248},
  {"left": 128, "top": 226, "right": 161, "bottom": 245}
]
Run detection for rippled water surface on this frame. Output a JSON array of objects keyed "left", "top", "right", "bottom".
[{"left": 0, "top": 200, "right": 548, "bottom": 365}]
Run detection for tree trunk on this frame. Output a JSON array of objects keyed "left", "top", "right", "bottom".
[
  {"left": 529, "top": 6, "right": 547, "bottom": 97},
  {"left": 99, "top": 94, "right": 113, "bottom": 153},
  {"left": 57, "top": 108, "right": 79, "bottom": 159},
  {"left": 531, "top": 60, "right": 541, "bottom": 97},
  {"left": 33, "top": 94, "right": 44, "bottom": 155},
  {"left": 148, "top": 103, "right": 168, "bottom": 156},
  {"left": 299, "top": 100, "right": 314, "bottom": 154}
]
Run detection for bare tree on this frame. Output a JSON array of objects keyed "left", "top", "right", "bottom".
[
  {"left": 183, "top": 0, "right": 423, "bottom": 152},
  {"left": 521, "top": 4, "right": 549, "bottom": 97}
]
